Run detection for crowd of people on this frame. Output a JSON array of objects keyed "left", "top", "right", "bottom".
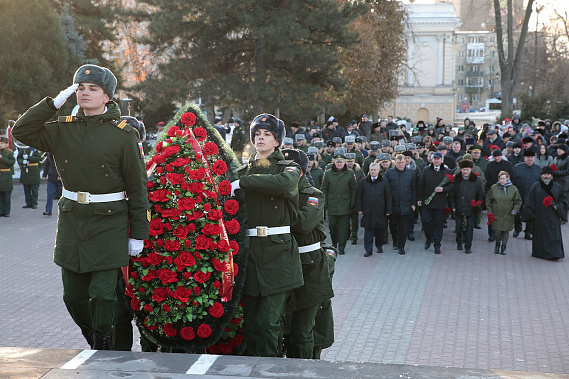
[{"left": 287, "top": 115, "right": 568, "bottom": 260}]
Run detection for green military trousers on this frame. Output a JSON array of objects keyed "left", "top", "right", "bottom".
[
  {"left": 62, "top": 268, "right": 119, "bottom": 341},
  {"left": 328, "top": 214, "right": 350, "bottom": 252},
  {"left": 112, "top": 274, "right": 133, "bottom": 351},
  {"left": 312, "top": 298, "right": 334, "bottom": 359},
  {"left": 242, "top": 292, "right": 289, "bottom": 357},
  {"left": 285, "top": 304, "right": 319, "bottom": 358},
  {"left": 349, "top": 212, "right": 359, "bottom": 241}
]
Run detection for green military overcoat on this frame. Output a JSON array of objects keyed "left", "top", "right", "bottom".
[
  {"left": 0, "top": 148, "right": 15, "bottom": 191},
  {"left": 309, "top": 166, "right": 324, "bottom": 189},
  {"left": 238, "top": 150, "right": 304, "bottom": 297},
  {"left": 17, "top": 148, "right": 43, "bottom": 185},
  {"left": 289, "top": 176, "right": 334, "bottom": 311},
  {"left": 12, "top": 99, "right": 149, "bottom": 273},
  {"left": 320, "top": 165, "right": 357, "bottom": 216}
]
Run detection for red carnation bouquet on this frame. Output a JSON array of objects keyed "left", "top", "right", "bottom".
[
  {"left": 543, "top": 196, "right": 555, "bottom": 207},
  {"left": 471, "top": 199, "right": 481, "bottom": 207},
  {"left": 487, "top": 213, "right": 497, "bottom": 225},
  {"left": 550, "top": 164, "right": 558, "bottom": 172},
  {"left": 424, "top": 174, "right": 454, "bottom": 205},
  {"left": 128, "top": 105, "right": 246, "bottom": 354}
]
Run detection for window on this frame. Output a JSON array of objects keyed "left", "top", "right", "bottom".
[
  {"left": 472, "top": 94, "right": 480, "bottom": 101},
  {"left": 458, "top": 65, "right": 464, "bottom": 72},
  {"left": 489, "top": 65, "right": 494, "bottom": 72},
  {"left": 490, "top": 36, "right": 495, "bottom": 43},
  {"left": 459, "top": 51, "right": 465, "bottom": 58},
  {"left": 460, "top": 37, "right": 465, "bottom": 44},
  {"left": 458, "top": 79, "right": 464, "bottom": 86},
  {"left": 490, "top": 51, "right": 495, "bottom": 58},
  {"left": 471, "top": 65, "right": 480, "bottom": 72}
]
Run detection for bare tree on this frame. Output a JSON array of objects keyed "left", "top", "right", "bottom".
[{"left": 493, "top": 0, "right": 534, "bottom": 119}]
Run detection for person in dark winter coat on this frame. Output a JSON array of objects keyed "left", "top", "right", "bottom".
[
  {"left": 512, "top": 151, "right": 542, "bottom": 239},
  {"left": 384, "top": 155, "right": 416, "bottom": 255},
  {"left": 486, "top": 171, "right": 522, "bottom": 255},
  {"left": 452, "top": 160, "right": 484, "bottom": 254},
  {"left": 41, "top": 152, "right": 62, "bottom": 216},
  {"left": 552, "top": 144, "right": 569, "bottom": 195},
  {"left": 356, "top": 162, "right": 392, "bottom": 257},
  {"left": 418, "top": 152, "right": 455, "bottom": 254},
  {"left": 523, "top": 166, "right": 568, "bottom": 260}
]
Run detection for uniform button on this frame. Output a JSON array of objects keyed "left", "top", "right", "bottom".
[
  {"left": 64, "top": 160, "right": 68, "bottom": 163},
  {"left": 270, "top": 197, "right": 274, "bottom": 200},
  {"left": 107, "top": 210, "right": 112, "bottom": 214},
  {"left": 101, "top": 165, "right": 105, "bottom": 168},
  {"left": 274, "top": 206, "right": 278, "bottom": 209},
  {"left": 105, "top": 174, "right": 109, "bottom": 177},
  {"left": 61, "top": 168, "right": 65, "bottom": 172}
]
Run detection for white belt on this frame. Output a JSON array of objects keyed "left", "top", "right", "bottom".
[
  {"left": 298, "top": 242, "right": 321, "bottom": 254},
  {"left": 246, "top": 226, "right": 290, "bottom": 237},
  {"left": 62, "top": 188, "right": 125, "bottom": 204}
]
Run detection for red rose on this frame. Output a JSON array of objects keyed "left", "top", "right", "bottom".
[
  {"left": 224, "top": 199, "right": 239, "bottom": 215},
  {"left": 163, "top": 323, "right": 177, "bottom": 337},
  {"left": 181, "top": 112, "right": 197, "bottom": 126},
  {"left": 156, "top": 239, "right": 164, "bottom": 248},
  {"left": 233, "top": 262, "right": 239, "bottom": 276},
  {"left": 152, "top": 287, "right": 169, "bottom": 303},
  {"left": 225, "top": 219, "right": 240, "bottom": 234},
  {"left": 159, "top": 176, "right": 166, "bottom": 185},
  {"left": 149, "top": 219, "right": 164, "bottom": 237},
  {"left": 208, "top": 302, "right": 224, "bottom": 318},
  {"left": 193, "top": 286, "right": 201, "bottom": 296},
  {"left": 148, "top": 189, "right": 169, "bottom": 202},
  {"left": 146, "top": 181, "right": 154, "bottom": 190},
  {"left": 155, "top": 141, "right": 164, "bottom": 153},
  {"left": 188, "top": 167, "right": 206, "bottom": 180},
  {"left": 174, "top": 251, "right": 196, "bottom": 271},
  {"left": 172, "top": 224, "right": 191, "bottom": 239},
  {"left": 212, "top": 160, "right": 227, "bottom": 176},
  {"left": 167, "top": 126, "right": 181, "bottom": 137},
  {"left": 177, "top": 197, "right": 195, "bottom": 211},
  {"left": 212, "top": 280, "right": 221, "bottom": 289},
  {"left": 207, "top": 209, "right": 223, "bottom": 221},
  {"left": 212, "top": 258, "right": 228, "bottom": 272},
  {"left": 543, "top": 196, "right": 554, "bottom": 207},
  {"left": 144, "top": 318, "right": 158, "bottom": 330},
  {"left": 195, "top": 234, "right": 211, "bottom": 250},
  {"left": 173, "top": 286, "right": 192, "bottom": 303},
  {"left": 146, "top": 252, "right": 165, "bottom": 266},
  {"left": 163, "top": 144, "right": 181, "bottom": 158},
  {"left": 193, "top": 270, "right": 211, "bottom": 283},
  {"left": 218, "top": 342, "right": 233, "bottom": 354},
  {"left": 229, "top": 240, "right": 239, "bottom": 256},
  {"left": 157, "top": 269, "right": 178, "bottom": 285},
  {"left": 142, "top": 270, "right": 157, "bottom": 281},
  {"left": 152, "top": 154, "right": 166, "bottom": 165},
  {"left": 202, "top": 142, "right": 219, "bottom": 156},
  {"left": 197, "top": 323, "right": 212, "bottom": 338},
  {"left": 166, "top": 173, "right": 185, "bottom": 185},
  {"left": 193, "top": 127, "right": 207, "bottom": 141},
  {"left": 187, "top": 210, "right": 204, "bottom": 221},
  {"left": 162, "top": 303, "right": 170, "bottom": 312},
  {"left": 130, "top": 297, "right": 141, "bottom": 311},
  {"left": 203, "top": 203, "right": 211, "bottom": 212},
  {"left": 230, "top": 334, "right": 244, "bottom": 346},
  {"left": 161, "top": 208, "right": 181, "bottom": 220},
  {"left": 230, "top": 315, "right": 243, "bottom": 325},
  {"left": 217, "top": 240, "right": 231, "bottom": 253},
  {"left": 144, "top": 304, "right": 153, "bottom": 312},
  {"left": 202, "top": 223, "right": 222, "bottom": 236},
  {"left": 218, "top": 180, "right": 232, "bottom": 196},
  {"left": 165, "top": 163, "right": 174, "bottom": 173},
  {"left": 188, "top": 182, "right": 204, "bottom": 193},
  {"left": 172, "top": 157, "right": 190, "bottom": 167},
  {"left": 163, "top": 239, "right": 181, "bottom": 252},
  {"left": 180, "top": 327, "right": 196, "bottom": 340}
]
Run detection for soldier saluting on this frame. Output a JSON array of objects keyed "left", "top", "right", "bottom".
[{"left": 12, "top": 65, "right": 149, "bottom": 350}]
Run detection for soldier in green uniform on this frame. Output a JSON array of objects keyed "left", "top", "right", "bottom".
[
  {"left": 295, "top": 134, "right": 309, "bottom": 153},
  {"left": 12, "top": 64, "right": 149, "bottom": 350},
  {"left": 319, "top": 141, "right": 335, "bottom": 169},
  {"left": 17, "top": 147, "right": 43, "bottom": 209},
  {"left": 378, "top": 153, "right": 393, "bottom": 177},
  {"left": 230, "top": 117, "right": 246, "bottom": 163},
  {"left": 321, "top": 149, "right": 357, "bottom": 255},
  {"left": 0, "top": 136, "right": 15, "bottom": 217},
  {"left": 232, "top": 114, "right": 303, "bottom": 357},
  {"left": 307, "top": 147, "right": 324, "bottom": 189},
  {"left": 363, "top": 141, "right": 380, "bottom": 175},
  {"left": 312, "top": 244, "right": 337, "bottom": 359},
  {"left": 344, "top": 135, "right": 364, "bottom": 167},
  {"left": 281, "top": 149, "right": 333, "bottom": 359},
  {"left": 345, "top": 153, "right": 364, "bottom": 245}
]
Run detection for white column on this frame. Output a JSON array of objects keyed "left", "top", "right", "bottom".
[
  {"left": 407, "top": 35, "right": 414, "bottom": 85},
  {"left": 437, "top": 34, "right": 444, "bottom": 86}
]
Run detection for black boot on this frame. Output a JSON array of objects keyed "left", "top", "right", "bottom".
[
  {"left": 92, "top": 332, "right": 114, "bottom": 350},
  {"left": 494, "top": 242, "right": 500, "bottom": 254},
  {"left": 81, "top": 327, "right": 94, "bottom": 348},
  {"left": 500, "top": 245, "right": 507, "bottom": 255}
]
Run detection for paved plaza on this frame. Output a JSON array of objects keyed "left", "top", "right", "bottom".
[{"left": 1, "top": 182, "right": 569, "bottom": 376}]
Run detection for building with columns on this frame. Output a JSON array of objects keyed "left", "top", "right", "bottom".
[{"left": 381, "top": 2, "right": 461, "bottom": 126}]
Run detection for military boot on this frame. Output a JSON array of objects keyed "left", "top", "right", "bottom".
[
  {"left": 92, "top": 332, "right": 114, "bottom": 350},
  {"left": 81, "top": 327, "right": 94, "bottom": 348}
]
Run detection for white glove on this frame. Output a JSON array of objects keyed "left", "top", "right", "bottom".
[
  {"left": 53, "top": 83, "right": 79, "bottom": 109},
  {"left": 23, "top": 154, "right": 28, "bottom": 159},
  {"left": 23, "top": 160, "right": 28, "bottom": 165},
  {"left": 230, "top": 180, "right": 240, "bottom": 196},
  {"left": 128, "top": 238, "right": 144, "bottom": 256}
]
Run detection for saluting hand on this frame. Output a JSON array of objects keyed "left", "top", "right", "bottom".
[{"left": 53, "top": 83, "right": 79, "bottom": 109}]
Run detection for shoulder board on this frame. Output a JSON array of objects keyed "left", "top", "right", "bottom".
[
  {"left": 58, "top": 116, "right": 79, "bottom": 123},
  {"left": 277, "top": 160, "right": 294, "bottom": 165},
  {"left": 301, "top": 187, "right": 317, "bottom": 195},
  {"left": 110, "top": 120, "right": 133, "bottom": 132}
]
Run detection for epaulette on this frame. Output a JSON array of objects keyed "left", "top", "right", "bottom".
[
  {"left": 277, "top": 160, "right": 294, "bottom": 165},
  {"left": 58, "top": 116, "right": 79, "bottom": 123},
  {"left": 301, "top": 187, "right": 317, "bottom": 195},
  {"left": 111, "top": 119, "right": 133, "bottom": 132}
]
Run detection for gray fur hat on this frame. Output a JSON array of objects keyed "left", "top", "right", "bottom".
[
  {"left": 73, "top": 64, "right": 117, "bottom": 98},
  {"left": 250, "top": 114, "right": 286, "bottom": 146}
]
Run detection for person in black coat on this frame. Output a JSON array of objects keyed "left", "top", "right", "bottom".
[
  {"left": 483, "top": 129, "right": 502, "bottom": 156},
  {"left": 512, "top": 151, "right": 542, "bottom": 239},
  {"left": 41, "top": 152, "right": 62, "bottom": 216},
  {"left": 418, "top": 152, "right": 455, "bottom": 254},
  {"left": 356, "top": 162, "right": 392, "bottom": 257},
  {"left": 452, "top": 160, "right": 485, "bottom": 254},
  {"left": 385, "top": 155, "right": 416, "bottom": 255}
]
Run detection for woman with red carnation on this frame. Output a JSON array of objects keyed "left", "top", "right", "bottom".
[
  {"left": 522, "top": 166, "right": 568, "bottom": 260},
  {"left": 486, "top": 171, "right": 522, "bottom": 255},
  {"left": 231, "top": 114, "right": 303, "bottom": 357}
]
